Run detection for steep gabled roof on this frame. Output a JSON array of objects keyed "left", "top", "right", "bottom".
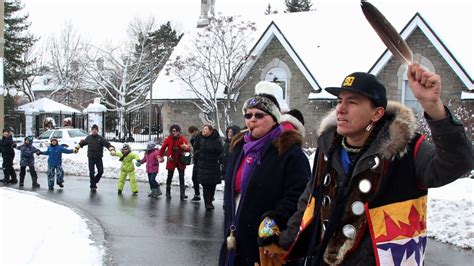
[
  {"left": 369, "top": 12, "right": 473, "bottom": 90},
  {"left": 239, "top": 21, "right": 322, "bottom": 91}
]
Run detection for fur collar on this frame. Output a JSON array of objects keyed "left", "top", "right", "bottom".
[
  {"left": 230, "top": 130, "right": 303, "bottom": 155},
  {"left": 281, "top": 113, "right": 306, "bottom": 138},
  {"left": 317, "top": 101, "right": 418, "bottom": 159}
]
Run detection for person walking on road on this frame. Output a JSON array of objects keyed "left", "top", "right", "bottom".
[
  {"left": 0, "top": 129, "right": 18, "bottom": 184},
  {"left": 196, "top": 125, "right": 223, "bottom": 210},
  {"left": 141, "top": 141, "right": 162, "bottom": 198},
  {"left": 158, "top": 124, "right": 191, "bottom": 200},
  {"left": 111, "top": 143, "right": 141, "bottom": 195},
  {"left": 259, "top": 67, "right": 473, "bottom": 265},
  {"left": 74, "top": 124, "right": 115, "bottom": 192},
  {"left": 40, "top": 137, "right": 74, "bottom": 190},
  {"left": 219, "top": 82, "right": 311, "bottom": 265},
  {"left": 16, "top": 136, "right": 41, "bottom": 188},
  {"left": 188, "top": 125, "right": 202, "bottom": 201}
]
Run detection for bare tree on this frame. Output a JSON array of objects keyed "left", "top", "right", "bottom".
[
  {"left": 167, "top": 16, "right": 256, "bottom": 134},
  {"left": 46, "top": 21, "right": 91, "bottom": 104},
  {"left": 83, "top": 43, "right": 168, "bottom": 140}
]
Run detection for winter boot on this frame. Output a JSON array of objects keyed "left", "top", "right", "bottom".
[
  {"left": 32, "top": 175, "right": 40, "bottom": 188},
  {"left": 48, "top": 186, "right": 54, "bottom": 191},
  {"left": 132, "top": 191, "right": 138, "bottom": 196},
  {"left": 118, "top": 189, "right": 122, "bottom": 195},
  {"left": 9, "top": 178, "right": 18, "bottom": 185},
  {"left": 166, "top": 186, "right": 171, "bottom": 199},
  {"left": 155, "top": 186, "right": 163, "bottom": 197},
  {"left": 32, "top": 183, "right": 40, "bottom": 188},
  {"left": 191, "top": 195, "right": 201, "bottom": 201}
]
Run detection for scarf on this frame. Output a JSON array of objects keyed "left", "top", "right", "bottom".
[{"left": 239, "top": 125, "right": 284, "bottom": 194}]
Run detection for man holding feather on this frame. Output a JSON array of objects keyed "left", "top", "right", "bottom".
[{"left": 255, "top": 63, "right": 473, "bottom": 265}]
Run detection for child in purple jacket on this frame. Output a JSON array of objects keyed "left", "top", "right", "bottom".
[{"left": 141, "top": 141, "right": 162, "bottom": 198}]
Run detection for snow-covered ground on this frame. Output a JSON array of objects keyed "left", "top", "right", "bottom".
[
  {"left": 0, "top": 187, "right": 103, "bottom": 265},
  {"left": 1, "top": 142, "right": 472, "bottom": 265}
]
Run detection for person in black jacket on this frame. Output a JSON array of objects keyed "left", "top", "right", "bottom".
[
  {"left": 74, "top": 124, "right": 115, "bottom": 192},
  {"left": 188, "top": 125, "right": 202, "bottom": 201},
  {"left": 220, "top": 125, "right": 240, "bottom": 179},
  {"left": 196, "top": 125, "right": 223, "bottom": 210},
  {"left": 0, "top": 129, "right": 18, "bottom": 184}
]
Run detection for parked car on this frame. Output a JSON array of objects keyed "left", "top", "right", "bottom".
[{"left": 33, "top": 128, "right": 88, "bottom": 150}]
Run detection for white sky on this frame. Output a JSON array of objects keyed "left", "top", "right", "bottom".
[{"left": 23, "top": 0, "right": 286, "bottom": 45}]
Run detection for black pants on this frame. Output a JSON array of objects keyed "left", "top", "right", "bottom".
[
  {"left": 2, "top": 156, "right": 17, "bottom": 181},
  {"left": 20, "top": 165, "right": 38, "bottom": 184},
  {"left": 191, "top": 167, "right": 200, "bottom": 196},
  {"left": 202, "top": 183, "right": 216, "bottom": 204},
  {"left": 88, "top": 158, "right": 104, "bottom": 188},
  {"left": 166, "top": 168, "right": 185, "bottom": 194}
]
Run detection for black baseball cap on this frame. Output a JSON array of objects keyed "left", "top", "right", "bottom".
[{"left": 325, "top": 72, "right": 387, "bottom": 108}]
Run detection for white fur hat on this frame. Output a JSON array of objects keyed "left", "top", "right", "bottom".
[{"left": 255, "top": 81, "right": 289, "bottom": 113}]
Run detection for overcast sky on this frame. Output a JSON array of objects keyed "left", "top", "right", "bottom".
[{"left": 23, "top": 0, "right": 286, "bottom": 45}]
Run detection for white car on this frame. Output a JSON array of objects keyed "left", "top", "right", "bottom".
[{"left": 33, "top": 128, "right": 89, "bottom": 150}]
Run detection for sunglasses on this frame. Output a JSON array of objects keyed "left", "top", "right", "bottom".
[
  {"left": 171, "top": 130, "right": 178, "bottom": 132},
  {"left": 244, "top": 112, "right": 268, "bottom": 120}
]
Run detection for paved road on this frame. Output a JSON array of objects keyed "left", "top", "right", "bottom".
[{"left": 2, "top": 173, "right": 473, "bottom": 265}]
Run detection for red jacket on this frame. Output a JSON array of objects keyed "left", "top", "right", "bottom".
[{"left": 158, "top": 135, "right": 190, "bottom": 170}]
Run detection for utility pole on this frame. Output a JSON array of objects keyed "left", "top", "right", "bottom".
[
  {"left": 148, "top": 63, "right": 152, "bottom": 142},
  {"left": 0, "top": 0, "right": 5, "bottom": 130}
]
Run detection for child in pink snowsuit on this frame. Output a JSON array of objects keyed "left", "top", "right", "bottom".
[{"left": 141, "top": 141, "right": 162, "bottom": 198}]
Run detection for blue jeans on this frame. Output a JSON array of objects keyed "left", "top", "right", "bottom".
[
  {"left": 147, "top": 172, "right": 159, "bottom": 189},
  {"left": 88, "top": 158, "right": 104, "bottom": 188},
  {"left": 47, "top": 165, "right": 64, "bottom": 187}
]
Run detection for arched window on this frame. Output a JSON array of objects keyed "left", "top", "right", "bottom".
[{"left": 265, "top": 67, "right": 288, "bottom": 99}]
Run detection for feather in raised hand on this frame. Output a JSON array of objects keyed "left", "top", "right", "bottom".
[{"left": 361, "top": 0, "right": 413, "bottom": 64}]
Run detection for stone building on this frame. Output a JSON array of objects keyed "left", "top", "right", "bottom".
[{"left": 152, "top": 4, "right": 472, "bottom": 144}]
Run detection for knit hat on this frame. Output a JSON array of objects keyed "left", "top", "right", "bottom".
[
  {"left": 146, "top": 141, "right": 156, "bottom": 151},
  {"left": 255, "top": 81, "right": 289, "bottom": 112},
  {"left": 50, "top": 137, "right": 58, "bottom": 146},
  {"left": 242, "top": 81, "right": 290, "bottom": 123},
  {"left": 91, "top": 124, "right": 99, "bottom": 131},
  {"left": 325, "top": 72, "right": 387, "bottom": 108},
  {"left": 24, "top": 136, "right": 33, "bottom": 143}
]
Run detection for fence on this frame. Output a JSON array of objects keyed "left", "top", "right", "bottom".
[{"left": 104, "top": 105, "right": 163, "bottom": 143}]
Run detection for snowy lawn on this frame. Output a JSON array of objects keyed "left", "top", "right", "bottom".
[
  {"left": 0, "top": 188, "right": 103, "bottom": 265},
  {"left": 8, "top": 143, "right": 474, "bottom": 249}
]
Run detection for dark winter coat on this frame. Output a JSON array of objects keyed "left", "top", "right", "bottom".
[
  {"left": 220, "top": 126, "right": 241, "bottom": 178},
  {"left": 0, "top": 135, "right": 16, "bottom": 160},
  {"left": 79, "top": 134, "right": 113, "bottom": 159},
  {"left": 158, "top": 135, "right": 190, "bottom": 171},
  {"left": 190, "top": 133, "right": 202, "bottom": 166},
  {"left": 42, "top": 144, "right": 73, "bottom": 167},
  {"left": 279, "top": 102, "right": 473, "bottom": 265},
  {"left": 219, "top": 130, "right": 311, "bottom": 266},
  {"left": 16, "top": 143, "right": 41, "bottom": 167},
  {"left": 197, "top": 129, "right": 223, "bottom": 185}
]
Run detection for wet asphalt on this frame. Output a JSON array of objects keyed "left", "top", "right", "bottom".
[{"left": 2, "top": 173, "right": 473, "bottom": 266}]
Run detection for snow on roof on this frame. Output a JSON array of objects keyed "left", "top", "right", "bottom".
[
  {"left": 461, "top": 91, "right": 474, "bottom": 100},
  {"left": 153, "top": 0, "right": 472, "bottom": 100},
  {"left": 17, "top": 98, "right": 81, "bottom": 114},
  {"left": 30, "top": 74, "right": 60, "bottom": 92}
]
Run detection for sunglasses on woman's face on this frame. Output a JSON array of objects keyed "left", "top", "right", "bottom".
[{"left": 244, "top": 112, "right": 268, "bottom": 120}]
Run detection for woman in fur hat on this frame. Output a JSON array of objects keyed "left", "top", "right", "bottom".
[
  {"left": 259, "top": 64, "right": 473, "bottom": 265},
  {"left": 219, "top": 86, "right": 311, "bottom": 265}
]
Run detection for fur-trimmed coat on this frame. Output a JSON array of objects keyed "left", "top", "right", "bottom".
[
  {"left": 219, "top": 130, "right": 312, "bottom": 265},
  {"left": 279, "top": 102, "right": 473, "bottom": 265}
]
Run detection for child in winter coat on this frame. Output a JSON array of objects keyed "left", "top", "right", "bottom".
[
  {"left": 140, "top": 141, "right": 162, "bottom": 198},
  {"left": 15, "top": 136, "right": 41, "bottom": 188},
  {"left": 40, "top": 138, "right": 74, "bottom": 190},
  {"left": 111, "top": 144, "right": 141, "bottom": 195}
]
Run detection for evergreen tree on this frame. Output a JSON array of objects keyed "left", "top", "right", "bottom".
[
  {"left": 4, "top": 0, "right": 37, "bottom": 86},
  {"left": 285, "top": 0, "right": 313, "bottom": 13},
  {"left": 3, "top": 0, "right": 37, "bottom": 130},
  {"left": 265, "top": 3, "right": 278, "bottom": 15},
  {"left": 134, "top": 21, "right": 183, "bottom": 75}
]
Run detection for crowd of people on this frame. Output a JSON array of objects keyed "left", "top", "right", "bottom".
[{"left": 0, "top": 65, "right": 472, "bottom": 265}]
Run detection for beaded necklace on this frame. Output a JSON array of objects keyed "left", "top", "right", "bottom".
[{"left": 341, "top": 137, "right": 362, "bottom": 153}]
